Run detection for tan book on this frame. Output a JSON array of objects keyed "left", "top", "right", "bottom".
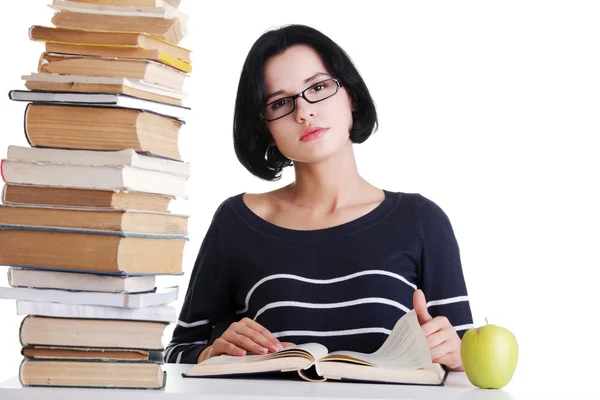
[
  {"left": 51, "top": 9, "right": 185, "bottom": 44},
  {"left": 38, "top": 52, "right": 187, "bottom": 91},
  {"left": 24, "top": 103, "right": 183, "bottom": 160},
  {"left": 24, "top": 80, "right": 183, "bottom": 106},
  {"left": 7, "top": 267, "right": 156, "bottom": 293},
  {"left": 20, "top": 359, "right": 165, "bottom": 389},
  {"left": 65, "top": 0, "right": 180, "bottom": 8},
  {"left": 45, "top": 42, "right": 191, "bottom": 72},
  {"left": 3, "top": 185, "right": 172, "bottom": 212},
  {"left": 184, "top": 311, "right": 448, "bottom": 386},
  {"left": 29, "top": 25, "right": 190, "bottom": 62},
  {"left": 22, "top": 346, "right": 155, "bottom": 361},
  {"left": 0, "top": 226, "right": 186, "bottom": 274},
  {"left": 0, "top": 205, "right": 188, "bottom": 235},
  {"left": 20, "top": 316, "right": 167, "bottom": 349}
]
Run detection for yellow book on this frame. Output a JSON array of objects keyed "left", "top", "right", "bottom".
[
  {"left": 29, "top": 25, "right": 191, "bottom": 69},
  {"left": 44, "top": 42, "right": 191, "bottom": 72}
]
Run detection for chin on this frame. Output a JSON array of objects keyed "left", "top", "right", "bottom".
[{"left": 288, "top": 136, "right": 350, "bottom": 164}]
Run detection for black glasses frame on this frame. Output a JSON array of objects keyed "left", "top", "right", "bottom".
[{"left": 259, "top": 78, "right": 343, "bottom": 122}]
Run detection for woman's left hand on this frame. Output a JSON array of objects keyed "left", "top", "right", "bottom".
[{"left": 413, "top": 289, "right": 464, "bottom": 371}]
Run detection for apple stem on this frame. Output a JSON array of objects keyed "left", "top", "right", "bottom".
[{"left": 485, "top": 317, "right": 488, "bottom": 325}]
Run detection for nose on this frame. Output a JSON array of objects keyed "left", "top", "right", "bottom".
[{"left": 294, "top": 96, "right": 316, "bottom": 123}]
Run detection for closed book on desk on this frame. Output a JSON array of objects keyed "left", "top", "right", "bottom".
[
  {"left": 22, "top": 73, "right": 186, "bottom": 106},
  {"left": 5, "top": 145, "right": 190, "bottom": 176},
  {"left": 7, "top": 267, "right": 156, "bottom": 293},
  {"left": 0, "top": 204, "right": 188, "bottom": 235},
  {"left": 44, "top": 42, "right": 192, "bottom": 72},
  {"left": 20, "top": 315, "right": 167, "bottom": 349},
  {"left": 19, "top": 103, "right": 183, "bottom": 160},
  {"left": 19, "top": 359, "right": 166, "bottom": 389},
  {"left": 0, "top": 225, "right": 187, "bottom": 275},
  {"left": 184, "top": 311, "right": 447, "bottom": 386},
  {"left": 29, "top": 24, "right": 191, "bottom": 63},
  {"left": 38, "top": 52, "right": 187, "bottom": 91},
  {"left": 0, "top": 285, "right": 178, "bottom": 308},
  {"left": 16, "top": 300, "right": 177, "bottom": 323},
  {"left": 10, "top": 90, "right": 190, "bottom": 121},
  {"left": 50, "top": 0, "right": 187, "bottom": 44},
  {"left": 2, "top": 184, "right": 172, "bottom": 212},
  {"left": 1, "top": 161, "right": 188, "bottom": 198},
  {"left": 22, "top": 346, "right": 163, "bottom": 361}
]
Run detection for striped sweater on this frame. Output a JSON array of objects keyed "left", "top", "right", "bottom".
[{"left": 165, "top": 190, "right": 473, "bottom": 363}]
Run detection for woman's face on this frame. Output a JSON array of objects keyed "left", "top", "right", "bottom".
[{"left": 262, "top": 44, "right": 354, "bottom": 164}]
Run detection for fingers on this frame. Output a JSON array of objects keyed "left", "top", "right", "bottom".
[
  {"left": 280, "top": 342, "right": 296, "bottom": 348},
  {"left": 240, "top": 318, "right": 282, "bottom": 350},
  {"left": 236, "top": 324, "right": 282, "bottom": 353},
  {"left": 413, "top": 289, "right": 433, "bottom": 325},
  {"left": 420, "top": 315, "right": 450, "bottom": 337},
  {"left": 430, "top": 339, "right": 455, "bottom": 361},
  {"left": 433, "top": 351, "right": 462, "bottom": 370},
  {"left": 211, "top": 319, "right": 284, "bottom": 358},
  {"left": 212, "top": 337, "right": 247, "bottom": 357},
  {"left": 425, "top": 325, "right": 454, "bottom": 349}
]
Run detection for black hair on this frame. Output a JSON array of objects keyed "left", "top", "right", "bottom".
[{"left": 233, "top": 24, "right": 378, "bottom": 181}]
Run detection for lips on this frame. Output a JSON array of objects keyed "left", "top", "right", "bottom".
[{"left": 300, "top": 126, "right": 328, "bottom": 142}]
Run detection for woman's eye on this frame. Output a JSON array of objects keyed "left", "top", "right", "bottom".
[
  {"left": 313, "top": 84, "right": 324, "bottom": 92},
  {"left": 270, "top": 99, "right": 289, "bottom": 110}
]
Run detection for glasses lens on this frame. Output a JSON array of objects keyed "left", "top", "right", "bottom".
[
  {"left": 263, "top": 97, "right": 294, "bottom": 121},
  {"left": 304, "top": 79, "right": 339, "bottom": 102}
]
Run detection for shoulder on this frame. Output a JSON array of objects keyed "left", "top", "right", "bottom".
[{"left": 209, "top": 190, "right": 279, "bottom": 224}]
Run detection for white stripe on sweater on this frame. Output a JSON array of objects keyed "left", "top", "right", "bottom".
[
  {"left": 177, "top": 318, "right": 210, "bottom": 328},
  {"left": 237, "top": 270, "right": 416, "bottom": 314},
  {"left": 165, "top": 340, "right": 207, "bottom": 363},
  {"left": 272, "top": 327, "right": 392, "bottom": 338},
  {"left": 254, "top": 297, "right": 410, "bottom": 320},
  {"left": 426, "top": 295, "right": 469, "bottom": 307}
]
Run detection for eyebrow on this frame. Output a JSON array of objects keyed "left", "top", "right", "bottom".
[{"left": 264, "top": 72, "right": 331, "bottom": 103}]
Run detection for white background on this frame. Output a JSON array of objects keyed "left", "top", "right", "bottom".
[{"left": 0, "top": 0, "right": 599, "bottom": 397}]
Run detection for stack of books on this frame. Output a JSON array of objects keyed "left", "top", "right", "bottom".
[{"left": 0, "top": 0, "right": 191, "bottom": 390}]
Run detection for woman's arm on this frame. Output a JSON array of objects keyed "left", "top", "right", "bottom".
[
  {"left": 415, "top": 195, "right": 474, "bottom": 370},
  {"left": 164, "top": 219, "right": 229, "bottom": 364}
]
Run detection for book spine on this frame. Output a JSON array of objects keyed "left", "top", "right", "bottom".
[
  {"left": 18, "top": 315, "right": 29, "bottom": 347},
  {"left": 23, "top": 103, "right": 33, "bottom": 147}
]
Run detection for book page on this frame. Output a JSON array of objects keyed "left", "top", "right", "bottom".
[
  {"left": 324, "top": 310, "right": 432, "bottom": 369},
  {"left": 200, "top": 342, "right": 329, "bottom": 366}
]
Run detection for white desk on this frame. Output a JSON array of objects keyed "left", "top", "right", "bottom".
[{"left": 0, "top": 363, "right": 569, "bottom": 400}]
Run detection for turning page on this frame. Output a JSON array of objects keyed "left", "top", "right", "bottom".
[{"left": 322, "top": 310, "right": 432, "bottom": 369}]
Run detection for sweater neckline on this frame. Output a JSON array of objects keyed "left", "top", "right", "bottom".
[{"left": 230, "top": 190, "right": 400, "bottom": 241}]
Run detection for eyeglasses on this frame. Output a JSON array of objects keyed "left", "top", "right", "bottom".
[{"left": 259, "top": 78, "right": 343, "bottom": 122}]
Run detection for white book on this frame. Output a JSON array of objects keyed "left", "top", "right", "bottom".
[
  {"left": 1, "top": 160, "right": 187, "bottom": 198},
  {"left": 6, "top": 146, "right": 190, "bottom": 177},
  {"left": 7, "top": 267, "right": 156, "bottom": 293},
  {"left": 16, "top": 300, "right": 176, "bottom": 323},
  {"left": 9, "top": 90, "right": 190, "bottom": 121},
  {"left": 0, "top": 286, "right": 178, "bottom": 308},
  {"left": 21, "top": 73, "right": 188, "bottom": 100},
  {"left": 50, "top": 0, "right": 188, "bottom": 22}
]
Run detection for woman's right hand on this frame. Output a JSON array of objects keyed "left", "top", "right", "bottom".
[{"left": 198, "top": 318, "right": 295, "bottom": 363}]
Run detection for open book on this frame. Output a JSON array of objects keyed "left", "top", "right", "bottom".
[{"left": 183, "top": 310, "right": 447, "bottom": 386}]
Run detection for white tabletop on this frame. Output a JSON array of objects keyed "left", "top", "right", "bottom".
[{"left": 0, "top": 363, "right": 577, "bottom": 400}]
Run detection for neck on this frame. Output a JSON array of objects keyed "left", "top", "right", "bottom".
[{"left": 285, "top": 141, "right": 374, "bottom": 211}]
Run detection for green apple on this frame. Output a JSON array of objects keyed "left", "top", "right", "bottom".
[{"left": 460, "top": 322, "right": 518, "bottom": 389}]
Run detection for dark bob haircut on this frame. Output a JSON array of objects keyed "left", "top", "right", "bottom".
[{"left": 233, "top": 24, "right": 378, "bottom": 181}]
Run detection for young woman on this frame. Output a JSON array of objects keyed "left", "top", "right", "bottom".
[{"left": 165, "top": 25, "right": 473, "bottom": 372}]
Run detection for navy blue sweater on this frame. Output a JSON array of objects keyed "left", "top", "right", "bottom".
[{"left": 165, "top": 190, "right": 473, "bottom": 363}]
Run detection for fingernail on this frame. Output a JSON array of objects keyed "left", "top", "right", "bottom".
[
  {"left": 271, "top": 344, "right": 283, "bottom": 352},
  {"left": 260, "top": 347, "right": 268, "bottom": 354}
]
